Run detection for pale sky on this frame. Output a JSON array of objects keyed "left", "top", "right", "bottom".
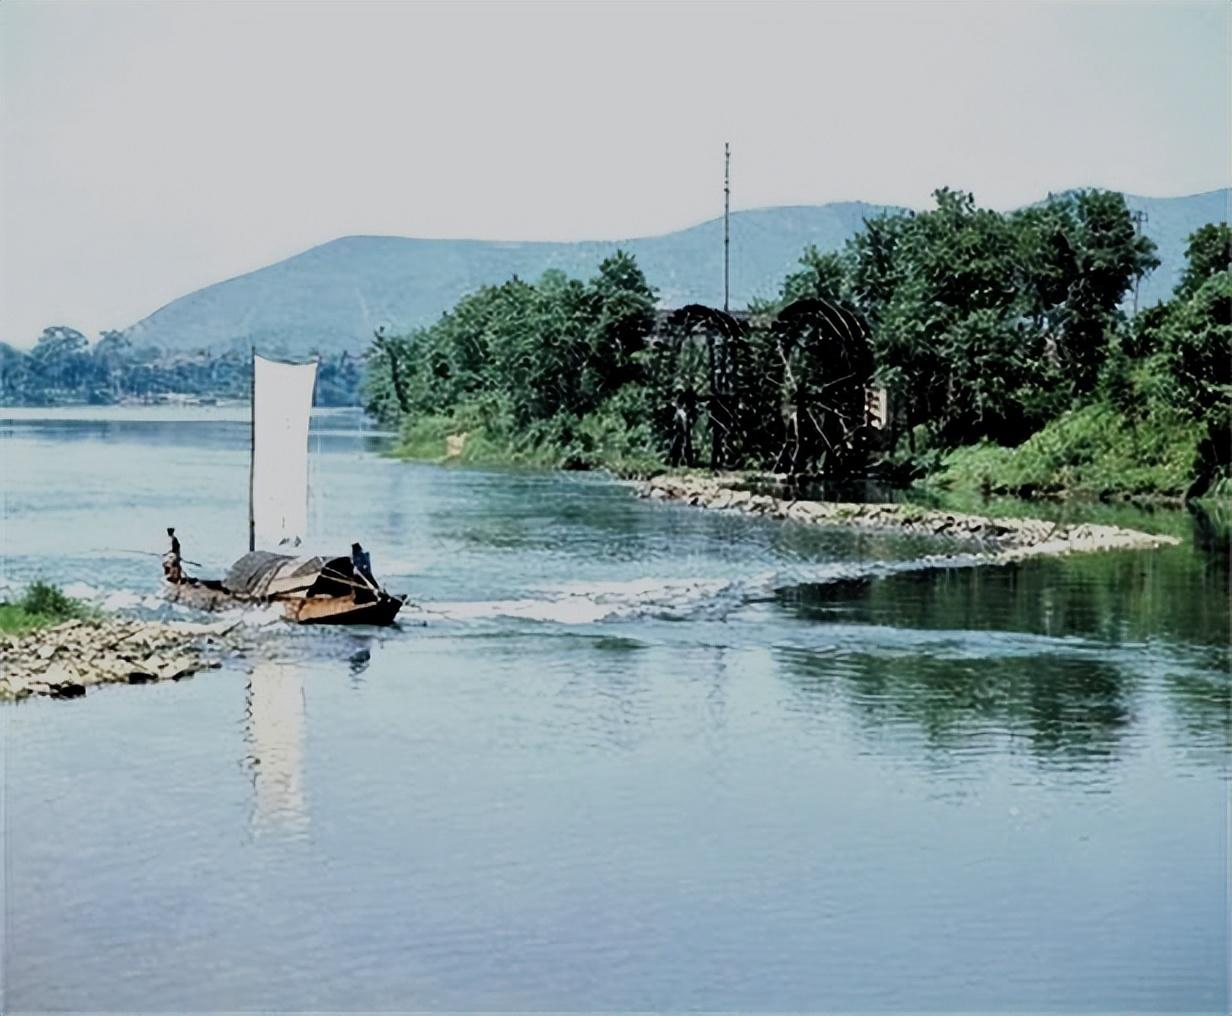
[{"left": 1, "top": 0, "right": 1228, "bottom": 345}]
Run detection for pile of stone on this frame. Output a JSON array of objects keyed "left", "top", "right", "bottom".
[
  {"left": 638, "top": 474, "right": 1180, "bottom": 559},
  {"left": 0, "top": 617, "right": 243, "bottom": 702}
]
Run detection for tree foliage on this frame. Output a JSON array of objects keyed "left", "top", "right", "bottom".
[
  {"left": 362, "top": 253, "right": 663, "bottom": 469},
  {"left": 932, "top": 219, "right": 1229, "bottom": 498},
  {"left": 844, "top": 188, "right": 1159, "bottom": 455},
  {"left": 1176, "top": 223, "right": 1232, "bottom": 300},
  {"left": 364, "top": 192, "right": 1223, "bottom": 495}
]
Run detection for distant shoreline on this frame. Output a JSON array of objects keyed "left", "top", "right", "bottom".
[
  {"left": 0, "top": 397, "right": 363, "bottom": 410},
  {"left": 0, "top": 403, "right": 367, "bottom": 418}
]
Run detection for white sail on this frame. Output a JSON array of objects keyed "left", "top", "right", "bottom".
[{"left": 251, "top": 354, "right": 318, "bottom": 549}]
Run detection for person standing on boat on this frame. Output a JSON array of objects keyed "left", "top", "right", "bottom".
[
  {"left": 351, "top": 541, "right": 375, "bottom": 588},
  {"left": 164, "top": 527, "right": 183, "bottom": 584}
]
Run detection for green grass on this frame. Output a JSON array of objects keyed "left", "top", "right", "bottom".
[
  {"left": 391, "top": 402, "right": 667, "bottom": 478},
  {"left": 0, "top": 581, "right": 90, "bottom": 635},
  {"left": 394, "top": 413, "right": 568, "bottom": 470},
  {"left": 926, "top": 404, "right": 1206, "bottom": 501},
  {"left": 392, "top": 396, "right": 1216, "bottom": 505}
]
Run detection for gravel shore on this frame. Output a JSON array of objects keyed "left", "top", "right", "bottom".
[
  {"left": 0, "top": 616, "right": 253, "bottom": 702},
  {"left": 638, "top": 473, "right": 1181, "bottom": 560}
]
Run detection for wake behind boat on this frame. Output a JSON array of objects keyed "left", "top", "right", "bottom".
[{"left": 162, "top": 353, "right": 404, "bottom": 626}]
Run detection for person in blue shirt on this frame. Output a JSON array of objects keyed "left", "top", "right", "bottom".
[{"left": 351, "top": 541, "right": 375, "bottom": 589}]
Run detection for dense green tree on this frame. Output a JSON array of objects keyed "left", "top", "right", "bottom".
[
  {"left": 581, "top": 251, "right": 657, "bottom": 397},
  {"left": 29, "top": 326, "right": 92, "bottom": 393},
  {"left": 0, "top": 342, "right": 36, "bottom": 402},
  {"left": 844, "top": 189, "right": 1158, "bottom": 460},
  {"left": 778, "top": 245, "right": 848, "bottom": 306},
  {"left": 364, "top": 327, "right": 414, "bottom": 421},
  {"left": 93, "top": 330, "right": 133, "bottom": 400},
  {"left": 1132, "top": 233, "right": 1232, "bottom": 495},
  {"left": 1153, "top": 272, "right": 1232, "bottom": 418},
  {"left": 364, "top": 252, "right": 657, "bottom": 445},
  {"left": 848, "top": 190, "right": 1040, "bottom": 450},
  {"left": 1046, "top": 191, "right": 1157, "bottom": 395},
  {"left": 1176, "top": 223, "right": 1232, "bottom": 300}
]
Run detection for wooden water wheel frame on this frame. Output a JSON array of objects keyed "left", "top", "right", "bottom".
[
  {"left": 770, "top": 298, "right": 874, "bottom": 477},
  {"left": 660, "top": 304, "right": 749, "bottom": 469}
]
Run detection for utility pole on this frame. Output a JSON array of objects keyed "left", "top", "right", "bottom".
[
  {"left": 723, "top": 142, "right": 730, "bottom": 313},
  {"left": 248, "top": 344, "right": 256, "bottom": 553},
  {"left": 1131, "top": 209, "right": 1148, "bottom": 316}
]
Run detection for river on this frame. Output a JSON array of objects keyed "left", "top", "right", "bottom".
[{"left": 1, "top": 406, "right": 1227, "bottom": 1013}]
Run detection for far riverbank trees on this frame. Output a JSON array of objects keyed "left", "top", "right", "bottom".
[
  {"left": 368, "top": 188, "right": 1226, "bottom": 498},
  {"left": 0, "top": 332, "right": 362, "bottom": 407}
]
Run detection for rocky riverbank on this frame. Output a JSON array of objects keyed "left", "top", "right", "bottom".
[
  {"left": 638, "top": 474, "right": 1181, "bottom": 559},
  {"left": 0, "top": 616, "right": 254, "bottom": 702}
]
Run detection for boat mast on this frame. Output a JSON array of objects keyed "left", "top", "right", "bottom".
[
  {"left": 248, "top": 345, "right": 256, "bottom": 553},
  {"left": 723, "top": 142, "right": 730, "bottom": 313}
]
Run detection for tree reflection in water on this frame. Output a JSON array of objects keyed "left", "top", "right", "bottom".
[
  {"left": 776, "top": 644, "right": 1135, "bottom": 766},
  {"left": 773, "top": 543, "right": 1228, "bottom": 768}
]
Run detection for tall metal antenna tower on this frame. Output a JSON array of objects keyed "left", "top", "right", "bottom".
[
  {"left": 1131, "top": 209, "right": 1149, "bottom": 316},
  {"left": 723, "top": 142, "right": 730, "bottom": 313}
]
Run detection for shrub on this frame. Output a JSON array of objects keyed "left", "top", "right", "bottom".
[
  {"left": 929, "top": 403, "right": 1205, "bottom": 499},
  {"left": 0, "top": 581, "right": 87, "bottom": 634},
  {"left": 20, "top": 580, "right": 83, "bottom": 620}
]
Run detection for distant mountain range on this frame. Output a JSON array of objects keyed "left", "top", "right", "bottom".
[{"left": 124, "top": 189, "right": 1229, "bottom": 358}]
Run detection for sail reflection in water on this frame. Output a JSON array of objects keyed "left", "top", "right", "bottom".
[{"left": 244, "top": 661, "right": 309, "bottom": 838}]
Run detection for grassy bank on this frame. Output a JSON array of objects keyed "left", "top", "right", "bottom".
[
  {"left": 394, "top": 401, "right": 1218, "bottom": 505},
  {"left": 0, "top": 581, "right": 90, "bottom": 635},
  {"left": 393, "top": 400, "right": 664, "bottom": 478},
  {"left": 922, "top": 404, "right": 1211, "bottom": 502}
]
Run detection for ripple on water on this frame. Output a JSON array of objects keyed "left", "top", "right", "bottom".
[{"left": 2, "top": 411, "right": 1228, "bottom": 1012}]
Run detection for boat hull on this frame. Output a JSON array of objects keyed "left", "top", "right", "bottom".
[
  {"left": 163, "top": 581, "right": 406, "bottom": 627},
  {"left": 283, "top": 593, "right": 406, "bottom": 626}
]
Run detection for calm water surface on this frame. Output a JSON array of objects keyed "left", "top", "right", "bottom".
[{"left": 1, "top": 407, "right": 1227, "bottom": 1013}]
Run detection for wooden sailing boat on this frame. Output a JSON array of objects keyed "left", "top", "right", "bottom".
[{"left": 164, "top": 353, "right": 405, "bottom": 625}]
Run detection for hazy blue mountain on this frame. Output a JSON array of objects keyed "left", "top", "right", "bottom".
[
  {"left": 124, "top": 190, "right": 1228, "bottom": 357},
  {"left": 1122, "top": 189, "right": 1228, "bottom": 307}
]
